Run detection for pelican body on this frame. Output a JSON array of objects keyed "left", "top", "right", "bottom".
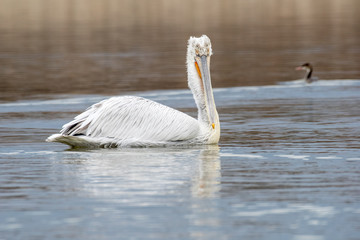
[
  {"left": 296, "top": 62, "right": 316, "bottom": 83},
  {"left": 47, "top": 35, "right": 220, "bottom": 148}
]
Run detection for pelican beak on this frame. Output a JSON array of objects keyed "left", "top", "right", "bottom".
[{"left": 195, "top": 55, "right": 216, "bottom": 129}]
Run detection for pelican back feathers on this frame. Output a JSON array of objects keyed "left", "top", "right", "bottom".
[{"left": 47, "top": 96, "right": 200, "bottom": 147}]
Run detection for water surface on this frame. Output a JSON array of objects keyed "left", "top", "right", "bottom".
[{"left": 1, "top": 81, "right": 360, "bottom": 240}]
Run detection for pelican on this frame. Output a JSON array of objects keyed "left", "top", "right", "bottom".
[
  {"left": 295, "top": 62, "right": 317, "bottom": 83},
  {"left": 47, "top": 35, "right": 220, "bottom": 148}
]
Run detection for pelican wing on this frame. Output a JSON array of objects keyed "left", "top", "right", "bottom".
[{"left": 60, "top": 96, "right": 200, "bottom": 143}]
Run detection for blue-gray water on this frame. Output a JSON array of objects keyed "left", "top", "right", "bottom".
[{"left": 1, "top": 80, "right": 360, "bottom": 240}]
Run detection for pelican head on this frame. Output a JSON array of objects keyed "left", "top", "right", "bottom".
[{"left": 186, "top": 35, "right": 219, "bottom": 143}]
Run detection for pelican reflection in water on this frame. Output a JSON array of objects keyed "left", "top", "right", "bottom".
[{"left": 47, "top": 35, "right": 220, "bottom": 148}]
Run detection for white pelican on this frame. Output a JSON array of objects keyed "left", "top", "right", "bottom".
[
  {"left": 295, "top": 62, "right": 317, "bottom": 83},
  {"left": 47, "top": 35, "right": 220, "bottom": 148}
]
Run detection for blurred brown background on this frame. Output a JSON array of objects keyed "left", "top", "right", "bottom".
[{"left": 0, "top": 0, "right": 359, "bottom": 102}]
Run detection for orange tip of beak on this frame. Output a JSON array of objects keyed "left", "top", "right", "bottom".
[{"left": 212, "top": 123, "right": 215, "bottom": 129}]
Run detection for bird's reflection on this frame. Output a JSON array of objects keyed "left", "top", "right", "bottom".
[
  {"left": 191, "top": 145, "right": 221, "bottom": 198},
  {"left": 60, "top": 145, "right": 221, "bottom": 203}
]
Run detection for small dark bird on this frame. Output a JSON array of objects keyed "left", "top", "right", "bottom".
[{"left": 295, "top": 63, "right": 316, "bottom": 83}]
